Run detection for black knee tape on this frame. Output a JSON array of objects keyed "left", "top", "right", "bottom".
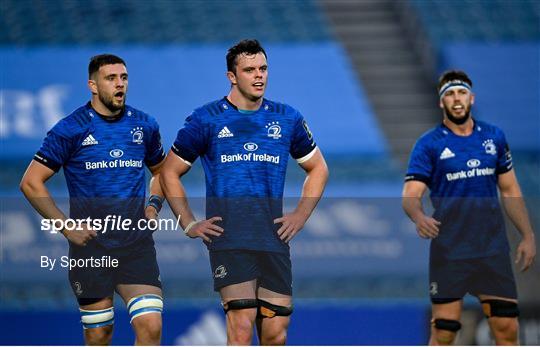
[
  {"left": 432, "top": 318, "right": 462, "bottom": 332},
  {"left": 222, "top": 299, "right": 259, "bottom": 314},
  {"left": 481, "top": 299, "right": 519, "bottom": 318},
  {"left": 258, "top": 299, "right": 293, "bottom": 318}
]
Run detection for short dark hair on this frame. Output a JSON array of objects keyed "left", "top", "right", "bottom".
[
  {"left": 88, "top": 54, "right": 126, "bottom": 78},
  {"left": 438, "top": 70, "right": 473, "bottom": 91},
  {"left": 226, "top": 39, "right": 267, "bottom": 73}
]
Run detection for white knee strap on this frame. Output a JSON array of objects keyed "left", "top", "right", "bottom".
[
  {"left": 127, "top": 294, "right": 163, "bottom": 323},
  {"left": 79, "top": 307, "right": 114, "bottom": 329}
]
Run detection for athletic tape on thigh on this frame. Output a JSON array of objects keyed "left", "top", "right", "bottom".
[
  {"left": 127, "top": 294, "right": 163, "bottom": 323},
  {"left": 80, "top": 307, "right": 114, "bottom": 329},
  {"left": 222, "top": 299, "right": 259, "bottom": 313},
  {"left": 481, "top": 299, "right": 519, "bottom": 318},
  {"left": 258, "top": 299, "right": 293, "bottom": 318}
]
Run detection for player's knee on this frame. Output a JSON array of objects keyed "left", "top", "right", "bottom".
[
  {"left": 227, "top": 318, "right": 254, "bottom": 345},
  {"left": 222, "top": 300, "right": 257, "bottom": 344},
  {"left": 431, "top": 318, "right": 461, "bottom": 345},
  {"left": 84, "top": 325, "right": 113, "bottom": 346},
  {"left": 127, "top": 294, "right": 163, "bottom": 344},
  {"left": 132, "top": 313, "right": 162, "bottom": 344},
  {"left": 260, "top": 327, "right": 287, "bottom": 346},
  {"left": 491, "top": 318, "right": 519, "bottom": 344}
]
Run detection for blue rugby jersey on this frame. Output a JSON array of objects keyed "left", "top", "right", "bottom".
[
  {"left": 34, "top": 102, "right": 165, "bottom": 249},
  {"left": 172, "top": 97, "right": 317, "bottom": 253},
  {"left": 405, "top": 120, "right": 513, "bottom": 260}
]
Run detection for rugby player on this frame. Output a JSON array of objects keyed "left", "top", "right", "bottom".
[
  {"left": 160, "top": 39, "right": 329, "bottom": 345},
  {"left": 20, "top": 54, "right": 166, "bottom": 345},
  {"left": 402, "top": 70, "right": 536, "bottom": 345}
]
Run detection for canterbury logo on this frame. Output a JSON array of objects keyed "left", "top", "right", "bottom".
[
  {"left": 217, "top": 127, "right": 234, "bottom": 138},
  {"left": 82, "top": 134, "right": 99, "bottom": 146}
]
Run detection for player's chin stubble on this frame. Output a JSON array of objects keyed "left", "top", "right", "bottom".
[
  {"left": 99, "top": 93, "right": 124, "bottom": 112},
  {"left": 444, "top": 105, "right": 471, "bottom": 125}
]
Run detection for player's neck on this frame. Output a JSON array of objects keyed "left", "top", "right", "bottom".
[
  {"left": 443, "top": 117, "right": 474, "bottom": 136},
  {"left": 227, "top": 89, "right": 263, "bottom": 111},
  {"left": 90, "top": 97, "right": 123, "bottom": 118}
]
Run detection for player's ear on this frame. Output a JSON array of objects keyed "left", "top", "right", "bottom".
[
  {"left": 226, "top": 71, "right": 237, "bottom": 85},
  {"left": 439, "top": 99, "right": 444, "bottom": 109},
  {"left": 88, "top": 79, "right": 98, "bottom": 95},
  {"left": 470, "top": 93, "right": 475, "bottom": 105}
]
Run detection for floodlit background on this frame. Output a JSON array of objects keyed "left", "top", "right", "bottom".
[{"left": 1, "top": 0, "right": 539, "bottom": 345}]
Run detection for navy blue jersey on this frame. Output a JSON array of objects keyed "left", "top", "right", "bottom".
[
  {"left": 172, "top": 97, "right": 317, "bottom": 253},
  {"left": 35, "top": 102, "right": 165, "bottom": 249},
  {"left": 406, "top": 120, "right": 513, "bottom": 260}
]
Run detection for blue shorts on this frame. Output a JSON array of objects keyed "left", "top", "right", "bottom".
[
  {"left": 68, "top": 235, "right": 161, "bottom": 305},
  {"left": 209, "top": 250, "right": 292, "bottom": 296},
  {"left": 429, "top": 252, "right": 517, "bottom": 303}
]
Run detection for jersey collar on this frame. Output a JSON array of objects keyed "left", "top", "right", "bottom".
[
  {"left": 223, "top": 97, "right": 268, "bottom": 114},
  {"left": 440, "top": 118, "right": 477, "bottom": 137},
  {"left": 86, "top": 101, "right": 125, "bottom": 122}
]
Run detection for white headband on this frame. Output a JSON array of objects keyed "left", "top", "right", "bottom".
[{"left": 439, "top": 80, "right": 472, "bottom": 98}]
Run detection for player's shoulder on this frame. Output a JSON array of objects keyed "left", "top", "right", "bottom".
[
  {"left": 475, "top": 120, "right": 505, "bottom": 138},
  {"left": 124, "top": 105, "right": 159, "bottom": 127},
  {"left": 415, "top": 124, "right": 448, "bottom": 147},
  {"left": 261, "top": 99, "right": 300, "bottom": 118},
  {"left": 192, "top": 98, "right": 230, "bottom": 119},
  {"left": 51, "top": 104, "right": 94, "bottom": 138}
]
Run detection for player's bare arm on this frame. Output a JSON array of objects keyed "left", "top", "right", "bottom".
[
  {"left": 145, "top": 159, "right": 165, "bottom": 220},
  {"left": 497, "top": 169, "right": 536, "bottom": 271},
  {"left": 20, "top": 160, "right": 97, "bottom": 246},
  {"left": 160, "top": 150, "right": 223, "bottom": 242},
  {"left": 274, "top": 148, "right": 329, "bottom": 243},
  {"left": 402, "top": 180, "right": 441, "bottom": 239}
]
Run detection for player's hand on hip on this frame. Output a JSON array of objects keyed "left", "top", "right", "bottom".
[
  {"left": 63, "top": 224, "right": 97, "bottom": 247},
  {"left": 145, "top": 205, "right": 159, "bottom": 220},
  {"left": 515, "top": 233, "right": 536, "bottom": 272},
  {"left": 186, "top": 216, "right": 224, "bottom": 243},
  {"left": 274, "top": 211, "right": 308, "bottom": 243},
  {"left": 415, "top": 215, "right": 441, "bottom": 239}
]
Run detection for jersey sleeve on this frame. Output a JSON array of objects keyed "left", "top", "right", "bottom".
[
  {"left": 34, "top": 123, "right": 74, "bottom": 172},
  {"left": 405, "top": 138, "right": 433, "bottom": 185},
  {"left": 290, "top": 112, "right": 317, "bottom": 163},
  {"left": 144, "top": 118, "right": 166, "bottom": 167},
  {"left": 171, "top": 112, "right": 207, "bottom": 165},
  {"left": 496, "top": 130, "right": 513, "bottom": 174}
]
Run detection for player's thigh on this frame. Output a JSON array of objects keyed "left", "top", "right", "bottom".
[
  {"left": 116, "top": 284, "right": 162, "bottom": 303},
  {"left": 432, "top": 300, "right": 463, "bottom": 321},
  {"left": 256, "top": 252, "right": 293, "bottom": 337},
  {"left": 429, "top": 256, "right": 470, "bottom": 303},
  {"left": 257, "top": 251, "right": 292, "bottom": 298},
  {"left": 220, "top": 279, "right": 258, "bottom": 302},
  {"left": 472, "top": 253, "right": 518, "bottom": 300},
  {"left": 69, "top": 241, "right": 115, "bottom": 304},
  {"left": 80, "top": 297, "right": 114, "bottom": 311},
  {"left": 210, "top": 250, "right": 260, "bottom": 294},
  {"left": 114, "top": 236, "right": 162, "bottom": 289}
]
